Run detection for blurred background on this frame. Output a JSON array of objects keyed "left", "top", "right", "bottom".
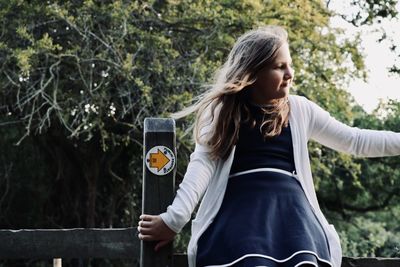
[{"left": 1, "top": 0, "right": 400, "bottom": 266}]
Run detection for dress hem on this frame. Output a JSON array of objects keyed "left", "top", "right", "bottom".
[{"left": 200, "top": 250, "right": 333, "bottom": 267}]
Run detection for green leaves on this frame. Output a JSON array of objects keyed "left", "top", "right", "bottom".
[{"left": 1, "top": 0, "right": 400, "bottom": 258}]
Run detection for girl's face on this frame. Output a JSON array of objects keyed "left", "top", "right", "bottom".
[{"left": 249, "top": 42, "right": 294, "bottom": 104}]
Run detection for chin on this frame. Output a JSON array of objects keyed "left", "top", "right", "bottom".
[{"left": 279, "top": 88, "right": 289, "bottom": 95}]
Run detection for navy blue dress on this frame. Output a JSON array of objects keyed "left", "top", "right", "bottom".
[{"left": 196, "top": 101, "right": 333, "bottom": 267}]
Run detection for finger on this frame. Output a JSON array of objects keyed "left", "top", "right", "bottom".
[
  {"left": 138, "top": 233, "right": 155, "bottom": 241},
  {"left": 140, "top": 214, "right": 153, "bottom": 221},
  {"left": 138, "top": 226, "right": 153, "bottom": 235},
  {"left": 137, "top": 224, "right": 152, "bottom": 233},
  {"left": 138, "top": 220, "right": 152, "bottom": 227}
]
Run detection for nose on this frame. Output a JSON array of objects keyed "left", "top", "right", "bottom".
[{"left": 284, "top": 66, "right": 294, "bottom": 81}]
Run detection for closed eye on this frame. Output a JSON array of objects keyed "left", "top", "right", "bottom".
[{"left": 276, "top": 63, "right": 292, "bottom": 69}]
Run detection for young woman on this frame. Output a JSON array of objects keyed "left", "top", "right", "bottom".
[{"left": 137, "top": 25, "right": 400, "bottom": 267}]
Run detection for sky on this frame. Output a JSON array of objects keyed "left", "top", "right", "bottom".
[{"left": 327, "top": 0, "right": 400, "bottom": 114}]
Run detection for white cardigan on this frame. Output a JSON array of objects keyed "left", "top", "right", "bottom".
[{"left": 159, "top": 94, "right": 400, "bottom": 267}]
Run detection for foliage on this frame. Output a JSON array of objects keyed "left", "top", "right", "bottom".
[{"left": 0, "top": 1, "right": 400, "bottom": 266}]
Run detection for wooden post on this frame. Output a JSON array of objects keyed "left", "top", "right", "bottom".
[
  {"left": 53, "top": 258, "right": 62, "bottom": 267},
  {"left": 141, "top": 118, "right": 176, "bottom": 267}
]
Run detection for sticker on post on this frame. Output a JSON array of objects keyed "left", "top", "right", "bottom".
[{"left": 145, "top": 145, "right": 175, "bottom": 175}]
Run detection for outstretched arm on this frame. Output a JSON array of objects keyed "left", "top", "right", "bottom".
[
  {"left": 158, "top": 141, "right": 216, "bottom": 234},
  {"left": 306, "top": 97, "right": 400, "bottom": 157}
]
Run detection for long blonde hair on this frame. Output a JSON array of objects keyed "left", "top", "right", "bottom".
[{"left": 169, "top": 25, "right": 291, "bottom": 161}]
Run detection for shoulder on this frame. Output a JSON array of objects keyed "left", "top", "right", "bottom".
[
  {"left": 289, "top": 94, "right": 322, "bottom": 112},
  {"left": 289, "top": 93, "right": 310, "bottom": 104},
  {"left": 288, "top": 94, "right": 328, "bottom": 134},
  {"left": 288, "top": 94, "right": 313, "bottom": 113}
]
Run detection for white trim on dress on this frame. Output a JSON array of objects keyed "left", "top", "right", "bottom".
[
  {"left": 203, "top": 250, "right": 333, "bottom": 267},
  {"left": 228, "top": 167, "right": 297, "bottom": 178}
]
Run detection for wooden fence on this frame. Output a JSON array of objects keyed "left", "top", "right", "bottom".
[{"left": 0, "top": 118, "right": 399, "bottom": 267}]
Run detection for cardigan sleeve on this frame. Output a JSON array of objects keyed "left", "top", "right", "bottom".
[
  {"left": 159, "top": 106, "right": 217, "bottom": 233},
  {"left": 306, "top": 97, "right": 400, "bottom": 157},
  {"left": 158, "top": 141, "right": 216, "bottom": 233}
]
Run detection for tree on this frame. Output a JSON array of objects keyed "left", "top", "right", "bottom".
[{"left": 1, "top": 1, "right": 399, "bottom": 265}]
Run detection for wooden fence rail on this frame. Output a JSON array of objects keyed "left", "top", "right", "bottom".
[
  {"left": 0, "top": 228, "right": 139, "bottom": 259},
  {"left": 0, "top": 228, "right": 399, "bottom": 267},
  {"left": 0, "top": 118, "right": 399, "bottom": 267}
]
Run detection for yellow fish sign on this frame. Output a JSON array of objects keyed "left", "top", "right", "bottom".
[{"left": 145, "top": 145, "right": 175, "bottom": 175}]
